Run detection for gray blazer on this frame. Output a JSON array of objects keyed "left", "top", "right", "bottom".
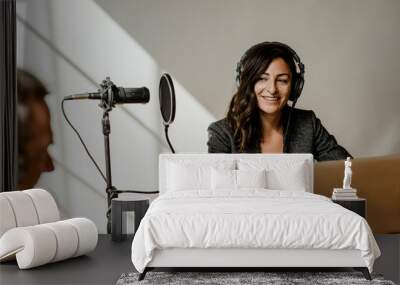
[{"left": 207, "top": 106, "right": 352, "bottom": 161}]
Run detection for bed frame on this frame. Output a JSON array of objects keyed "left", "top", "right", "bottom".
[
  {"left": 137, "top": 154, "right": 372, "bottom": 281},
  {"left": 139, "top": 248, "right": 371, "bottom": 280}
]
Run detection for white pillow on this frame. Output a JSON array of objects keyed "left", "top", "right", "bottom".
[
  {"left": 238, "top": 159, "right": 308, "bottom": 191},
  {"left": 211, "top": 168, "right": 236, "bottom": 189},
  {"left": 266, "top": 163, "right": 307, "bottom": 191},
  {"left": 211, "top": 168, "right": 267, "bottom": 190},
  {"left": 168, "top": 163, "right": 210, "bottom": 191},
  {"left": 237, "top": 169, "right": 267, "bottom": 189},
  {"left": 167, "top": 160, "right": 235, "bottom": 191}
]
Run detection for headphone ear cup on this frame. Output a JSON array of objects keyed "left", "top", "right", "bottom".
[
  {"left": 289, "top": 79, "right": 298, "bottom": 101},
  {"left": 290, "top": 76, "right": 304, "bottom": 102},
  {"left": 296, "top": 77, "right": 304, "bottom": 100}
]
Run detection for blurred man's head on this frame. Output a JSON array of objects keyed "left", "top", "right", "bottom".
[{"left": 17, "top": 69, "right": 54, "bottom": 190}]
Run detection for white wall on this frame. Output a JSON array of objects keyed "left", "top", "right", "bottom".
[
  {"left": 17, "top": 0, "right": 400, "bottom": 232},
  {"left": 95, "top": 0, "right": 400, "bottom": 157}
]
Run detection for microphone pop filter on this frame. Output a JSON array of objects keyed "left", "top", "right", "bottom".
[
  {"left": 159, "top": 73, "right": 176, "bottom": 126},
  {"left": 159, "top": 73, "right": 176, "bottom": 153}
]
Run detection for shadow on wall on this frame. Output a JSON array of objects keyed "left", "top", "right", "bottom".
[{"left": 16, "top": 0, "right": 215, "bottom": 232}]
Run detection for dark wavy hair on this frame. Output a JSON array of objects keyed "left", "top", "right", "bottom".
[{"left": 227, "top": 43, "right": 298, "bottom": 152}]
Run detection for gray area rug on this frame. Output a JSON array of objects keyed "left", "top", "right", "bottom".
[{"left": 116, "top": 271, "right": 396, "bottom": 285}]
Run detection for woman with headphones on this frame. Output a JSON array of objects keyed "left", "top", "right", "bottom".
[{"left": 207, "top": 41, "right": 351, "bottom": 161}]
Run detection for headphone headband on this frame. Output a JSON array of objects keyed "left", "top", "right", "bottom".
[{"left": 236, "top": 41, "right": 305, "bottom": 102}]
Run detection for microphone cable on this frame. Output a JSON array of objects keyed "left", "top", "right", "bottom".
[
  {"left": 61, "top": 99, "right": 159, "bottom": 194},
  {"left": 282, "top": 98, "right": 298, "bottom": 153},
  {"left": 164, "top": 125, "right": 175, "bottom": 153},
  {"left": 62, "top": 98, "right": 107, "bottom": 182}
]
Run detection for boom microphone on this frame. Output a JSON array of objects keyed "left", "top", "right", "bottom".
[{"left": 64, "top": 86, "right": 150, "bottom": 104}]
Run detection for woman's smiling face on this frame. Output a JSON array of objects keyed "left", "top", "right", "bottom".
[{"left": 254, "top": 57, "right": 292, "bottom": 116}]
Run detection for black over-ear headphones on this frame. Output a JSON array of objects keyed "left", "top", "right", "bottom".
[{"left": 236, "top": 41, "right": 305, "bottom": 102}]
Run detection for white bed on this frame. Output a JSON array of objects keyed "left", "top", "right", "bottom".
[{"left": 131, "top": 154, "right": 380, "bottom": 280}]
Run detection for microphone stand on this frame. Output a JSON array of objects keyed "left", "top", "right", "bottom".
[
  {"left": 98, "top": 78, "right": 118, "bottom": 234},
  {"left": 98, "top": 78, "right": 159, "bottom": 233}
]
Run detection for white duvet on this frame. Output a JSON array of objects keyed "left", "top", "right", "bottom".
[{"left": 131, "top": 189, "right": 380, "bottom": 273}]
